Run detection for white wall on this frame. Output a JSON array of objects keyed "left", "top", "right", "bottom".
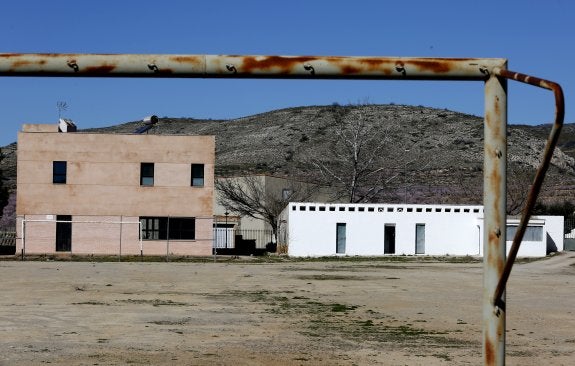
[{"left": 284, "top": 203, "right": 563, "bottom": 257}]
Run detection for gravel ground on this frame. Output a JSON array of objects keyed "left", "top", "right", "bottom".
[{"left": 0, "top": 253, "right": 573, "bottom": 365}]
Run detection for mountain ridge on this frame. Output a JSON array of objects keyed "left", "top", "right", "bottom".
[{"left": 2, "top": 104, "right": 574, "bottom": 205}]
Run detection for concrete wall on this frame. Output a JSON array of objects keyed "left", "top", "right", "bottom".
[
  {"left": 16, "top": 127, "right": 214, "bottom": 256},
  {"left": 283, "top": 203, "right": 563, "bottom": 257}
]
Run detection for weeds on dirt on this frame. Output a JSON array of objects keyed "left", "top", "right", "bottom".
[
  {"left": 222, "top": 289, "right": 472, "bottom": 353},
  {"left": 117, "top": 299, "right": 192, "bottom": 307}
]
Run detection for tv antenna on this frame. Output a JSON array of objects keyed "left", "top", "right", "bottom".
[{"left": 57, "top": 101, "right": 68, "bottom": 119}]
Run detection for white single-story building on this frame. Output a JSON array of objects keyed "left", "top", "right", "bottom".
[{"left": 279, "top": 203, "right": 563, "bottom": 257}]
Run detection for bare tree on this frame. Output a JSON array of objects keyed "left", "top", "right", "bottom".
[
  {"left": 310, "top": 104, "right": 418, "bottom": 203},
  {"left": 507, "top": 165, "right": 535, "bottom": 215},
  {"left": 215, "top": 176, "right": 316, "bottom": 241}
]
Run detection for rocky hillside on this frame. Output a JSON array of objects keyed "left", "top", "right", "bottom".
[{"left": 2, "top": 104, "right": 574, "bottom": 205}]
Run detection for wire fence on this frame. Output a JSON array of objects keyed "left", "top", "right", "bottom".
[{"left": 564, "top": 218, "right": 575, "bottom": 238}]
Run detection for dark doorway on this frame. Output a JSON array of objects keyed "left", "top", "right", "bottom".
[
  {"left": 384, "top": 225, "right": 396, "bottom": 254},
  {"left": 56, "top": 215, "right": 72, "bottom": 252}
]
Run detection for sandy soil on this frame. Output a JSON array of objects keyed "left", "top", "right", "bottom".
[{"left": 0, "top": 253, "right": 573, "bottom": 365}]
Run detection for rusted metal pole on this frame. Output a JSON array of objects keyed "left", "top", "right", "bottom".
[
  {"left": 491, "top": 68, "right": 565, "bottom": 306},
  {"left": 0, "top": 53, "right": 502, "bottom": 80},
  {"left": 483, "top": 72, "right": 508, "bottom": 366}
]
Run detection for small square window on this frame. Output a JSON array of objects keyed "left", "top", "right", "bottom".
[
  {"left": 319, "top": 206, "right": 326, "bottom": 211},
  {"left": 53, "top": 161, "right": 67, "bottom": 184},
  {"left": 329, "top": 207, "right": 336, "bottom": 211},
  {"left": 454, "top": 208, "right": 461, "bottom": 213},
  {"left": 435, "top": 208, "right": 442, "bottom": 212},
  {"left": 464, "top": 209, "right": 470, "bottom": 213},
  {"left": 358, "top": 207, "right": 365, "bottom": 212},
  {"left": 387, "top": 207, "right": 393, "bottom": 212},
  {"left": 339, "top": 207, "right": 345, "bottom": 211},
  {"left": 310, "top": 206, "right": 316, "bottom": 211},
  {"left": 407, "top": 208, "right": 413, "bottom": 212},
  {"left": 299, "top": 206, "right": 306, "bottom": 211},
  {"left": 349, "top": 207, "right": 355, "bottom": 212},
  {"left": 473, "top": 209, "right": 480, "bottom": 213},
  {"left": 140, "top": 163, "right": 154, "bottom": 186},
  {"left": 416, "top": 208, "right": 422, "bottom": 212},
  {"left": 426, "top": 208, "right": 432, "bottom": 212},
  {"left": 368, "top": 207, "right": 374, "bottom": 212},
  {"left": 445, "top": 208, "right": 451, "bottom": 213},
  {"left": 292, "top": 206, "right": 296, "bottom": 211}
]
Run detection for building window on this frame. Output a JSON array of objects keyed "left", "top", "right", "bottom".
[
  {"left": 140, "top": 217, "right": 196, "bottom": 240},
  {"left": 191, "top": 164, "right": 204, "bottom": 187},
  {"left": 336, "top": 223, "right": 346, "bottom": 254},
  {"left": 282, "top": 188, "right": 292, "bottom": 200},
  {"left": 53, "top": 161, "right": 67, "bottom": 184},
  {"left": 168, "top": 217, "right": 196, "bottom": 240},
  {"left": 140, "top": 163, "right": 154, "bottom": 186},
  {"left": 506, "top": 225, "right": 543, "bottom": 241},
  {"left": 415, "top": 224, "right": 426, "bottom": 254}
]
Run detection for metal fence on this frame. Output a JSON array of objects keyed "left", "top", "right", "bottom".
[
  {"left": 213, "top": 228, "right": 273, "bottom": 249},
  {"left": 0, "top": 230, "right": 16, "bottom": 246},
  {"left": 564, "top": 218, "right": 575, "bottom": 251}
]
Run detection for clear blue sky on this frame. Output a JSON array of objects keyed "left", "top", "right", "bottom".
[{"left": 0, "top": 0, "right": 572, "bottom": 146}]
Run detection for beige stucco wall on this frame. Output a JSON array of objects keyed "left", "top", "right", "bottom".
[{"left": 16, "top": 128, "right": 215, "bottom": 256}]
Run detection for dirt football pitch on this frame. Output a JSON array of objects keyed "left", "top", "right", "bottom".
[{"left": 0, "top": 253, "right": 573, "bottom": 365}]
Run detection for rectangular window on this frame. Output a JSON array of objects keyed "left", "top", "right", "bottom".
[
  {"left": 415, "top": 224, "right": 425, "bottom": 254},
  {"left": 191, "top": 164, "right": 204, "bottom": 187},
  {"left": 140, "top": 163, "right": 154, "bottom": 186},
  {"left": 506, "top": 225, "right": 543, "bottom": 241},
  {"left": 336, "top": 223, "right": 346, "bottom": 254},
  {"left": 53, "top": 161, "right": 67, "bottom": 184},
  {"left": 168, "top": 217, "right": 196, "bottom": 240},
  {"left": 140, "top": 217, "right": 196, "bottom": 240}
]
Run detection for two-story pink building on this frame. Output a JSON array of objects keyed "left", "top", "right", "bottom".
[{"left": 16, "top": 124, "right": 214, "bottom": 257}]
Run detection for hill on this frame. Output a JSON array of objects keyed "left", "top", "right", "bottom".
[{"left": 2, "top": 104, "right": 574, "bottom": 205}]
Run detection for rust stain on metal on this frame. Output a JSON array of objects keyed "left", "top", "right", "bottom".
[
  {"left": 407, "top": 60, "right": 453, "bottom": 73},
  {"left": 84, "top": 65, "right": 117, "bottom": 74},
  {"left": 169, "top": 56, "right": 203, "bottom": 65},
  {"left": 485, "top": 339, "right": 495, "bottom": 365},
  {"left": 240, "top": 56, "right": 318, "bottom": 73}
]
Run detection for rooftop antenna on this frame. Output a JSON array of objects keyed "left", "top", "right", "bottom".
[
  {"left": 56, "top": 101, "right": 76, "bottom": 132},
  {"left": 56, "top": 101, "right": 68, "bottom": 119}
]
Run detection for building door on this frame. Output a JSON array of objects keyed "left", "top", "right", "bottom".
[
  {"left": 384, "top": 225, "right": 396, "bottom": 254},
  {"left": 336, "top": 223, "right": 346, "bottom": 254},
  {"left": 415, "top": 224, "right": 425, "bottom": 254},
  {"left": 56, "top": 215, "right": 72, "bottom": 252}
]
